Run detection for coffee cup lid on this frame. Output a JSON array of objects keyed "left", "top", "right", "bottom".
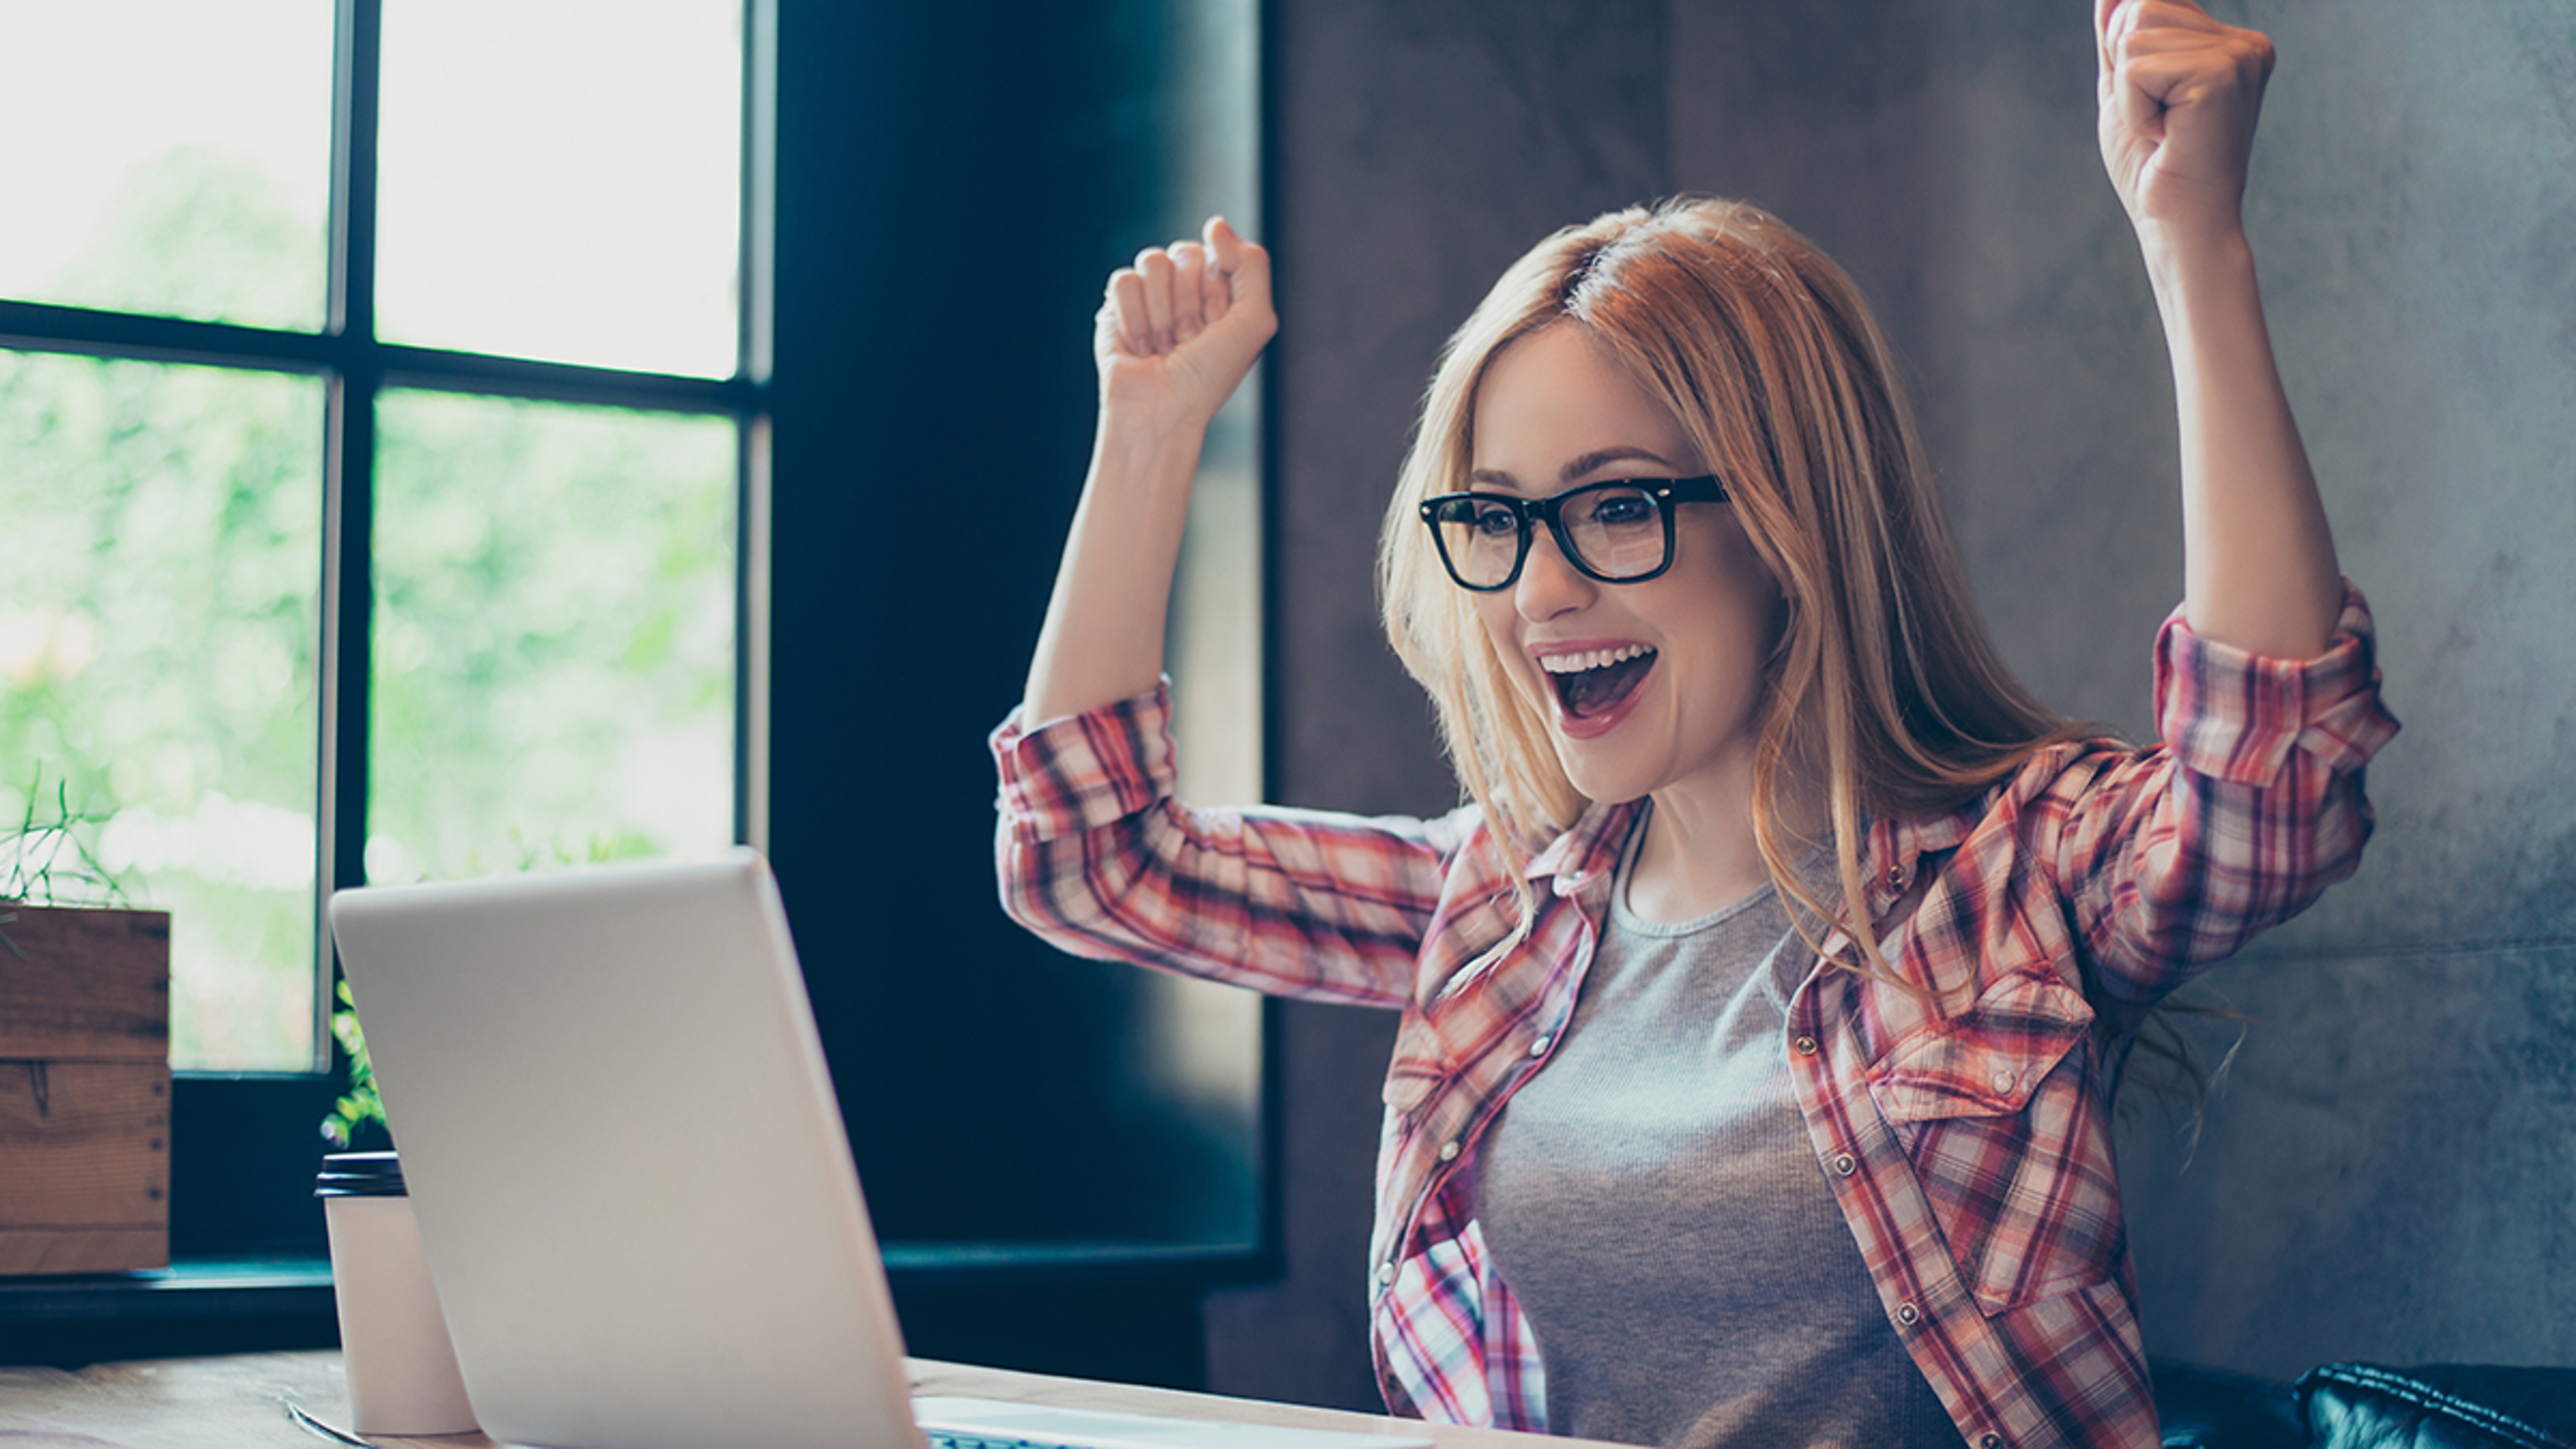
[{"left": 315, "top": 1150, "right": 408, "bottom": 1197}]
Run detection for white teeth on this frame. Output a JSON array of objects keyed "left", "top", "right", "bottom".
[{"left": 1538, "top": 643, "right": 1654, "bottom": 674}]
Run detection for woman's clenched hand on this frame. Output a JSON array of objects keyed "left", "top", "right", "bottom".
[
  {"left": 2096, "top": 0, "right": 2275, "bottom": 245},
  {"left": 1095, "top": 217, "right": 1276, "bottom": 439}
]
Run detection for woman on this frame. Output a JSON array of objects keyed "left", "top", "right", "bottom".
[{"left": 994, "top": 3, "right": 2398, "bottom": 1448}]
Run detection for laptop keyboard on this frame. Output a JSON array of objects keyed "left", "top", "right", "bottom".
[{"left": 929, "top": 1434, "right": 1078, "bottom": 1449}]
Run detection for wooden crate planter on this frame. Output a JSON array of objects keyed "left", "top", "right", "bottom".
[{"left": 0, "top": 904, "right": 171, "bottom": 1275}]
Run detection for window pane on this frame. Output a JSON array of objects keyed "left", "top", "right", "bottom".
[
  {"left": 376, "top": 1, "right": 744, "bottom": 377},
  {"left": 0, "top": 2, "right": 333, "bottom": 331},
  {"left": 0, "top": 352, "right": 324, "bottom": 1072},
  {"left": 369, "top": 393, "right": 735, "bottom": 882}
]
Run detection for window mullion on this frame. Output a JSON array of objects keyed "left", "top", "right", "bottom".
[
  {"left": 317, "top": 0, "right": 384, "bottom": 1073},
  {"left": 736, "top": 0, "right": 776, "bottom": 852},
  {"left": 329, "top": 0, "right": 381, "bottom": 345}
]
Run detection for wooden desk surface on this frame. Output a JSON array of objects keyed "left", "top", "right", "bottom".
[{"left": 0, "top": 1350, "right": 1603, "bottom": 1449}]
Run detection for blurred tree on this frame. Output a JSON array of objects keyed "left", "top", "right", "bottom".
[
  {"left": 48, "top": 145, "right": 324, "bottom": 329},
  {"left": 0, "top": 339, "right": 323, "bottom": 1068},
  {"left": 368, "top": 390, "right": 734, "bottom": 884},
  {"left": 1, "top": 145, "right": 737, "bottom": 1069}
]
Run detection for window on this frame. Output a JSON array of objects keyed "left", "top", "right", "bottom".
[{"left": 0, "top": 0, "right": 767, "bottom": 1249}]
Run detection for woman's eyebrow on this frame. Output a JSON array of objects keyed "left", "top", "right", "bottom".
[
  {"left": 1465, "top": 445, "right": 1679, "bottom": 492},
  {"left": 1557, "top": 445, "right": 1676, "bottom": 482}
]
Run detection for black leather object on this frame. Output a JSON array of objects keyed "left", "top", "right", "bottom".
[{"left": 2297, "top": 1364, "right": 2576, "bottom": 1449}]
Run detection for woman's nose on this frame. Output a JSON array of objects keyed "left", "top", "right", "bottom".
[{"left": 1515, "top": 527, "right": 1595, "bottom": 621}]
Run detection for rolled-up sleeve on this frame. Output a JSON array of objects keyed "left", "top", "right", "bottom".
[
  {"left": 994, "top": 688, "right": 1177, "bottom": 845},
  {"left": 994, "top": 685, "right": 1462, "bottom": 1009},
  {"left": 2053, "top": 582, "right": 2402, "bottom": 1001},
  {"left": 2153, "top": 586, "right": 2398, "bottom": 788}
]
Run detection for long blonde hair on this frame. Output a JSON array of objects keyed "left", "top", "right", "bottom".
[{"left": 1379, "top": 197, "right": 2086, "bottom": 969}]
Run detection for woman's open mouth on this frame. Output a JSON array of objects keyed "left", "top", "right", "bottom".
[{"left": 1541, "top": 643, "right": 1656, "bottom": 720}]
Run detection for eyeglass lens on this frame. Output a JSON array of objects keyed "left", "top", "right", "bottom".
[{"left": 1434, "top": 484, "right": 1669, "bottom": 588}]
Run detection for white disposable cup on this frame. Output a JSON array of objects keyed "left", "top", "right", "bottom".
[{"left": 319, "top": 1157, "right": 478, "bottom": 1436}]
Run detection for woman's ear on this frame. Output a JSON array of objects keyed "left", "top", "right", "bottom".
[
  {"left": 1732, "top": 511, "right": 1793, "bottom": 665},
  {"left": 1759, "top": 558, "right": 1799, "bottom": 674},
  {"left": 1764, "top": 594, "right": 1796, "bottom": 671}
]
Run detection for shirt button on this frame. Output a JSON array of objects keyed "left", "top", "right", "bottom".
[
  {"left": 1981, "top": 1436, "right": 2004, "bottom": 1449},
  {"left": 1793, "top": 1034, "right": 1819, "bottom": 1056},
  {"left": 1529, "top": 1035, "right": 1552, "bottom": 1057},
  {"left": 1895, "top": 1301, "right": 1921, "bottom": 1327},
  {"left": 1377, "top": 1262, "right": 1397, "bottom": 1286},
  {"left": 1991, "top": 1068, "right": 2015, "bottom": 1093},
  {"left": 1438, "top": 1140, "right": 1460, "bottom": 1162},
  {"left": 1830, "top": 1152, "right": 1858, "bottom": 1177},
  {"left": 1886, "top": 863, "right": 1906, "bottom": 890}
]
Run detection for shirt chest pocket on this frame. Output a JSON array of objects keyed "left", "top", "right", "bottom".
[{"left": 1865, "top": 971, "right": 2124, "bottom": 1315}]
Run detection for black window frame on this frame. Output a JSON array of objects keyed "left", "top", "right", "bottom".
[
  {"left": 2, "top": 0, "right": 1280, "bottom": 1387},
  {"left": 0, "top": 0, "right": 776, "bottom": 1263}
]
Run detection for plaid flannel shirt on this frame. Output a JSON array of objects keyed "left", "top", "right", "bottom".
[{"left": 991, "top": 586, "right": 2396, "bottom": 1449}]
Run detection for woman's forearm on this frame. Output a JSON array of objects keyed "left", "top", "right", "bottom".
[
  {"left": 2095, "top": 1, "right": 2339, "bottom": 659},
  {"left": 2144, "top": 225, "right": 2342, "bottom": 659},
  {"left": 1020, "top": 411, "right": 1208, "bottom": 723},
  {"left": 1020, "top": 218, "right": 1275, "bottom": 724}
]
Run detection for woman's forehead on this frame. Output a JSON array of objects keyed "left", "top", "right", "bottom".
[{"left": 1468, "top": 324, "right": 1700, "bottom": 486}]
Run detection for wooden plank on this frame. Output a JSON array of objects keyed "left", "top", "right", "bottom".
[
  {"left": 0, "top": 1350, "right": 1611, "bottom": 1449},
  {"left": 0, "top": 1350, "right": 368, "bottom": 1449},
  {"left": 0, "top": 906, "right": 170, "bottom": 1061},
  {"left": 0, "top": 1061, "right": 170, "bottom": 1230},
  {"left": 0, "top": 1226, "right": 166, "bottom": 1274}
]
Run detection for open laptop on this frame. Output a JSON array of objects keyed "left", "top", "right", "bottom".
[{"left": 329, "top": 849, "right": 1431, "bottom": 1449}]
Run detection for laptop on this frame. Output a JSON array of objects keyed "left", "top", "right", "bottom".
[{"left": 327, "top": 849, "right": 1431, "bottom": 1449}]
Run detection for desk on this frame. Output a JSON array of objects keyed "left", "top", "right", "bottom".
[{"left": 0, "top": 1352, "right": 1602, "bottom": 1449}]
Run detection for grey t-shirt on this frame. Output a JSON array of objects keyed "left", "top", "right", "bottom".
[{"left": 1475, "top": 841, "right": 1955, "bottom": 1449}]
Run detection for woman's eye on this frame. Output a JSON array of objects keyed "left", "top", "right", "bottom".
[
  {"left": 1470, "top": 503, "right": 1521, "bottom": 536},
  {"left": 1587, "top": 489, "right": 1656, "bottom": 526}
]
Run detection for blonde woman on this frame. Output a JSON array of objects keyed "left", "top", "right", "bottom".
[{"left": 994, "top": 3, "right": 2397, "bottom": 1448}]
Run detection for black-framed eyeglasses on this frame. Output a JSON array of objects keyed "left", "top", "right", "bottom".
[{"left": 1416, "top": 476, "right": 1729, "bottom": 592}]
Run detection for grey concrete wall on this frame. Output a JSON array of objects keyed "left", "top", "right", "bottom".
[
  {"left": 1226, "top": 0, "right": 2576, "bottom": 1407},
  {"left": 2074, "top": 1, "right": 2576, "bottom": 1376},
  {"left": 1672, "top": 0, "right": 2576, "bottom": 1377}
]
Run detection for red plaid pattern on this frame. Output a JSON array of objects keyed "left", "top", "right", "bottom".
[{"left": 994, "top": 586, "right": 2397, "bottom": 1449}]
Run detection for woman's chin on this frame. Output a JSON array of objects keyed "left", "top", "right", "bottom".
[{"left": 1549, "top": 737, "right": 1660, "bottom": 810}]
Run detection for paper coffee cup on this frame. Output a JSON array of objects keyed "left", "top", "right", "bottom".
[{"left": 317, "top": 1152, "right": 478, "bottom": 1436}]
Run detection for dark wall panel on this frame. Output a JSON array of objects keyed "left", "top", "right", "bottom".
[{"left": 768, "top": 1, "right": 1256, "bottom": 1259}]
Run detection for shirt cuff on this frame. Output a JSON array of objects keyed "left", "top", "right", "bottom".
[
  {"left": 991, "top": 682, "right": 1179, "bottom": 843},
  {"left": 2152, "top": 580, "right": 2402, "bottom": 786}
]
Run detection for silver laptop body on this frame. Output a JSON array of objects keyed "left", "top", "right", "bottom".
[
  {"left": 331, "top": 851, "right": 920, "bottom": 1449},
  {"left": 329, "top": 850, "right": 1432, "bottom": 1449}
]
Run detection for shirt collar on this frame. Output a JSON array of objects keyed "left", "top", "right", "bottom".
[
  {"left": 1524, "top": 798, "right": 1644, "bottom": 903},
  {"left": 1866, "top": 798, "right": 1979, "bottom": 901},
  {"left": 1523, "top": 792, "right": 1981, "bottom": 914}
]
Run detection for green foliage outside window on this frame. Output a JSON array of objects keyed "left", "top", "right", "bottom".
[
  {"left": 3, "top": 146, "right": 738, "bottom": 1072},
  {"left": 0, "top": 341, "right": 324, "bottom": 1070},
  {"left": 369, "top": 391, "right": 736, "bottom": 885}
]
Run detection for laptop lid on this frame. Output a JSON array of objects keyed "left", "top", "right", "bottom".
[{"left": 329, "top": 849, "right": 921, "bottom": 1449}]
